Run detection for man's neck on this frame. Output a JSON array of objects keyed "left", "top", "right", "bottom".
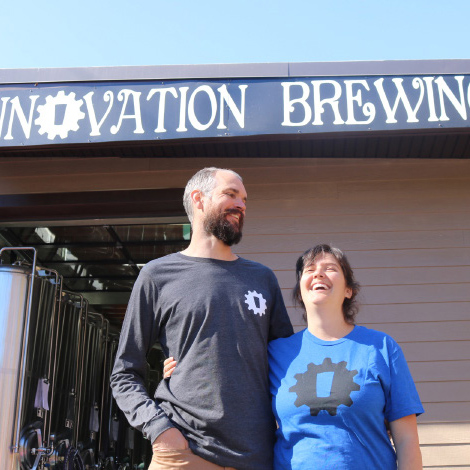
[{"left": 181, "top": 232, "right": 238, "bottom": 261}]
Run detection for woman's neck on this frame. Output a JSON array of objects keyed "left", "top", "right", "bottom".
[{"left": 306, "top": 306, "right": 354, "bottom": 341}]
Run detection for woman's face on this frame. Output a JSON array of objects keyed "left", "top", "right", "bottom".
[{"left": 300, "top": 253, "right": 352, "bottom": 312}]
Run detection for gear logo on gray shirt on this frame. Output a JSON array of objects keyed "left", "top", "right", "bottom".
[{"left": 244, "top": 290, "right": 267, "bottom": 316}]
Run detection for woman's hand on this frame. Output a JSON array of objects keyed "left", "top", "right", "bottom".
[
  {"left": 390, "top": 414, "right": 423, "bottom": 470},
  {"left": 163, "top": 357, "right": 177, "bottom": 379}
]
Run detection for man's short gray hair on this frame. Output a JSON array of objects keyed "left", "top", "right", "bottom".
[{"left": 183, "top": 167, "right": 243, "bottom": 223}]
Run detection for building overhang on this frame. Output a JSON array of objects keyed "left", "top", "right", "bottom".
[{"left": 1, "top": 60, "right": 470, "bottom": 159}]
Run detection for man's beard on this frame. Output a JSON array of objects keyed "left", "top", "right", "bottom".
[{"left": 203, "top": 208, "right": 244, "bottom": 246}]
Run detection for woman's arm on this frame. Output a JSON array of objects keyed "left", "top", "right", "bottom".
[{"left": 389, "top": 414, "right": 422, "bottom": 470}]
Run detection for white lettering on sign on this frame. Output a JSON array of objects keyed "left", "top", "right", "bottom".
[
  {"left": 110, "top": 90, "right": 144, "bottom": 135},
  {"left": 147, "top": 87, "right": 178, "bottom": 133},
  {"left": 4, "top": 95, "right": 39, "bottom": 140},
  {"left": 423, "top": 77, "right": 439, "bottom": 122},
  {"left": 84, "top": 91, "right": 114, "bottom": 136},
  {"left": 176, "top": 87, "right": 190, "bottom": 133},
  {"left": 188, "top": 85, "right": 218, "bottom": 131},
  {"left": 312, "top": 80, "right": 344, "bottom": 125},
  {"left": 281, "top": 82, "right": 312, "bottom": 126},
  {"left": 1, "top": 75, "right": 470, "bottom": 145},
  {"left": 217, "top": 84, "right": 247, "bottom": 130},
  {"left": 435, "top": 76, "right": 467, "bottom": 121},
  {"left": 0, "top": 97, "right": 10, "bottom": 139},
  {"left": 344, "top": 80, "right": 375, "bottom": 125},
  {"left": 374, "top": 78, "right": 424, "bottom": 123},
  {"left": 280, "top": 75, "right": 470, "bottom": 129}
]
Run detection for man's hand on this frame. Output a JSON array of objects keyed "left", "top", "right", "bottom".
[
  {"left": 163, "top": 357, "right": 177, "bottom": 379},
  {"left": 152, "top": 427, "right": 188, "bottom": 451}
]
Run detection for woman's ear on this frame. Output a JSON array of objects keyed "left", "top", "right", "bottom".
[{"left": 345, "top": 287, "right": 353, "bottom": 299}]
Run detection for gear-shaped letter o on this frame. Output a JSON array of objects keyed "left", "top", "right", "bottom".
[
  {"left": 244, "top": 290, "right": 267, "bottom": 316},
  {"left": 35, "top": 91, "right": 85, "bottom": 140},
  {"left": 289, "top": 357, "right": 360, "bottom": 416}
]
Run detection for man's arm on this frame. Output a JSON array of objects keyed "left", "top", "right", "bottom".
[{"left": 110, "top": 270, "right": 176, "bottom": 444}]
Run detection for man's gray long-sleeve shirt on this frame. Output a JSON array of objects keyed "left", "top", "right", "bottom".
[{"left": 110, "top": 253, "right": 293, "bottom": 470}]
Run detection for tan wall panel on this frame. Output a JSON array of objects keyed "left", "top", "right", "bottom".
[
  {"left": 247, "top": 177, "right": 470, "bottom": 201},
  {"left": 248, "top": 185, "right": 470, "bottom": 216},
  {"left": 244, "top": 212, "right": 470, "bottom": 235},
  {"left": 233, "top": 161, "right": 470, "bottom": 185},
  {"left": 242, "top": 247, "right": 470, "bottom": 271},
  {"left": 423, "top": 467, "right": 470, "bottom": 470},
  {"left": 359, "top": 322, "right": 470, "bottom": 343},
  {"left": 285, "top": 307, "right": 305, "bottom": 327},
  {"left": 3, "top": 157, "right": 469, "bottom": 190},
  {"left": 358, "top": 303, "right": 470, "bottom": 324},
  {"left": 0, "top": 157, "right": 152, "bottom": 177},
  {"left": 418, "top": 423, "right": 470, "bottom": 444},
  {"left": 409, "top": 360, "right": 470, "bottom": 382},
  {"left": 417, "top": 402, "right": 470, "bottom": 422},
  {"left": 417, "top": 381, "right": 470, "bottom": 403},
  {"left": 239, "top": 230, "right": 469, "bottom": 254},
  {"left": 355, "top": 265, "right": 470, "bottom": 286},
  {"left": 400, "top": 341, "right": 470, "bottom": 362},
  {"left": 360, "top": 284, "right": 470, "bottom": 304},
  {"left": 275, "top": 265, "right": 470, "bottom": 288},
  {"left": 423, "top": 468, "right": 470, "bottom": 470},
  {"left": 0, "top": 169, "right": 193, "bottom": 195},
  {"left": 421, "top": 444, "right": 470, "bottom": 466},
  {"left": 284, "top": 290, "right": 470, "bottom": 324},
  {"left": 293, "top": 325, "right": 306, "bottom": 334}
]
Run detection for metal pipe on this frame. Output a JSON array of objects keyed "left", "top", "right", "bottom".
[
  {"left": 0, "top": 247, "right": 37, "bottom": 455},
  {"left": 98, "top": 318, "right": 109, "bottom": 454},
  {"left": 74, "top": 295, "right": 88, "bottom": 446},
  {"left": 42, "top": 268, "right": 62, "bottom": 448}
]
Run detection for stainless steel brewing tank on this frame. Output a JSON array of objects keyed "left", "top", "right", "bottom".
[{"left": 0, "top": 265, "right": 32, "bottom": 470}]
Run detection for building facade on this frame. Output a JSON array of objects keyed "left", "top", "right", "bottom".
[{"left": 1, "top": 61, "right": 470, "bottom": 468}]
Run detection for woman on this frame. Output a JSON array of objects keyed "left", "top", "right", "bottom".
[
  {"left": 165, "top": 244, "right": 424, "bottom": 469},
  {"left": 268, "top": 244, "right": 423, "bottom": 469}
]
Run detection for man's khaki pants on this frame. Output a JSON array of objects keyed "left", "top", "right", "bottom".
[{"left": 148, "top": 448, "right": 237, "bottom": 470}]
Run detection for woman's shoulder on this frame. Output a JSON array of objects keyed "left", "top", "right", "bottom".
[
  {"left": 353, "top": 325, "right": 400, "bottom": 349},
  {"left": 353, "top": 326, "right": 404, "bottom": 366}
]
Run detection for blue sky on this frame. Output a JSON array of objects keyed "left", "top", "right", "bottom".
[{"left": 2, "top": 0, "right": 469, "bottom": 69}]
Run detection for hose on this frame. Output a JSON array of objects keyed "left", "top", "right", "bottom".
[{"left": 64, "top": 446, "right": 85, "bottom": 470}]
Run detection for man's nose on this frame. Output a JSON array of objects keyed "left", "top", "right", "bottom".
[{"left": 236, "top": 198, "right": 246, "bottom": 212}]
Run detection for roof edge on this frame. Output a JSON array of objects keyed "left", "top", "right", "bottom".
[{"left": 2, "top": 59, "right": 470, "bottom": 85}]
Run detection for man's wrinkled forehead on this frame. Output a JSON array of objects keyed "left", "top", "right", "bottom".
[{"left": 214, "top": 170, "right": 248, "bottom": 200}]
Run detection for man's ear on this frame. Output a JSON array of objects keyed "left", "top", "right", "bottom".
[{"left": 191, "top": 190, "right": 204, "bottom": 210}]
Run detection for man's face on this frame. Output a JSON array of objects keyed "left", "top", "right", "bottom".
[{"left": 202, "top": 171, "right": 247, "bottom": 246}]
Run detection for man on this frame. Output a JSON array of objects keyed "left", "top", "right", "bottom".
[{"left": 110, "top": 167, "right": 293, "bottom": 470}]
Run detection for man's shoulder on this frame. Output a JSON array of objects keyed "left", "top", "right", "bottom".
[
  {"left": 237, "top": 256, "right": 276, "bottom": 275},
  {"left": 141, "top": 253, "right": 181, "bottom": 276}
]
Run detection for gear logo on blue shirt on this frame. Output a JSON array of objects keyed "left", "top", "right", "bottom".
[{"left": 289, "top": 357, "right": 360, "bottom": 416}]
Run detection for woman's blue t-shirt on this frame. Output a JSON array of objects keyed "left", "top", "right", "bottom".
[{"left": 268, "top": 326, "right": 424, "bottom": 470}]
